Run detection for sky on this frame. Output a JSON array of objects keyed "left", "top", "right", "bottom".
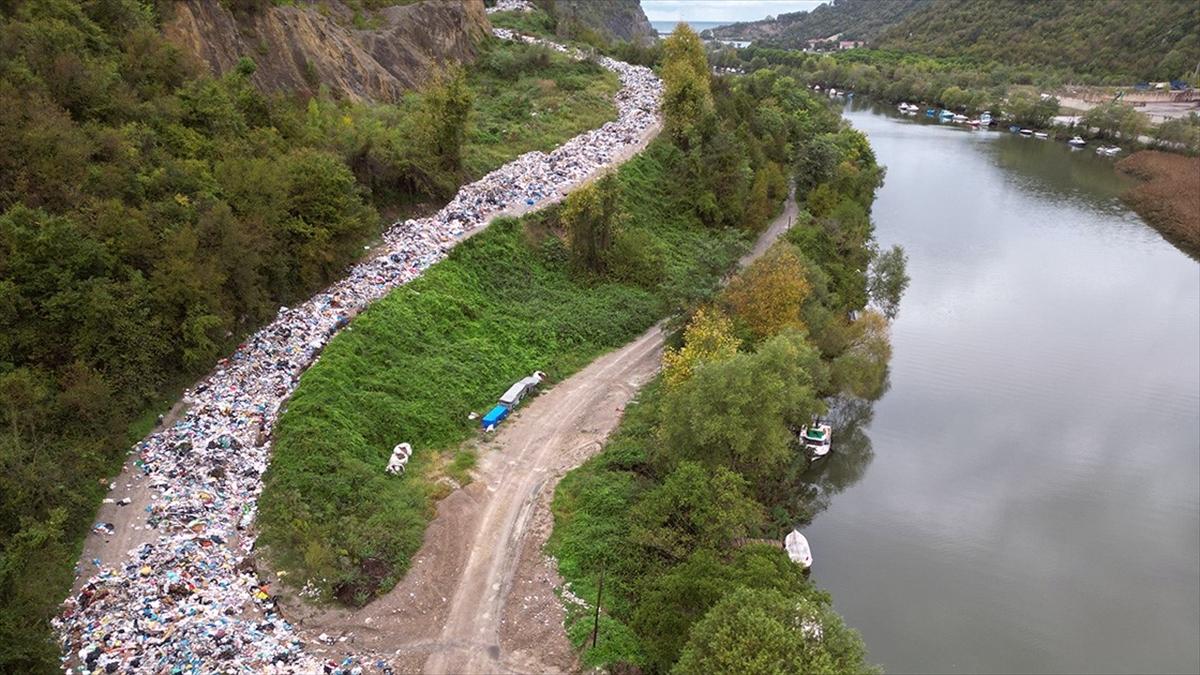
[{"left": 640, "top": 0, "right": 827, "bottom": 24}]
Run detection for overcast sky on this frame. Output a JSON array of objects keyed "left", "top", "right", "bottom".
[{"left": 641, "top": 1, "right": 827, "bottom": 24}]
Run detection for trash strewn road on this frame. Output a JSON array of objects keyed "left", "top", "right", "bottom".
[{"left": 53, "top": 29, "right": 661, "bottom": 675}]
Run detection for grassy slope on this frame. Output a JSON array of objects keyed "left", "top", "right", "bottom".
[
  {"left": 259, "top": 142, "right": 747, "bottom": 603},
  {"left": 465, "top": 41, "right": 618, "bottom": 176}
]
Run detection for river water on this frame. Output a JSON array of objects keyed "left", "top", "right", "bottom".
[{"left": 806, "top": 103, "right": 1200, "bottom": 674}]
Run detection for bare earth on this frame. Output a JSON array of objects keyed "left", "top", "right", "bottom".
[{"left": 284, "top": 189, "right": 801, "bottom": 674}]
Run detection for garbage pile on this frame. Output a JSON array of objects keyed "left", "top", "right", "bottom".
[
  {"left": 485, "top": 0, "right": 536, "bottom": 13},
  {"left": 53, "top": 28, "right": 660, "bottom": 675}
]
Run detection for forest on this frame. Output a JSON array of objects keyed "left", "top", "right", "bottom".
[
  {"left": 545, "top": 27, "right": 907, "bottom": 673},
  {"left": 716, "top": 0, "right": 1199, "bottom": 85},
  {"left": 0, "top": 0, "right": 619, "bottom": 669},
  {"left": 874, "top": 0, "right": 1200, "bottom": 84}
]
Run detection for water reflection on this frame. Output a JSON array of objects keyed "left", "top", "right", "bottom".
[
  {"left": 765, "top": 394, "right": 882, "bottom": 529},
  {"left": 804, "top": 103, "right": 1200, "bottom": 675}
]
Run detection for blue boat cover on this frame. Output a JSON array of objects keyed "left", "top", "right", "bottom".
[{"left": 481, "top": 405, "right": 509, "bottom": 428}]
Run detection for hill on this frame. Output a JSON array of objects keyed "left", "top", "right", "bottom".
[
  {"left": 708, "top": 0, "right": 923, "bottom": 45},
  {"left": 875, "top": 0, "right": 1200, "bottom": 82},
  {"left": 711, "top": 0, "right": 1200, "bottom": 83}
]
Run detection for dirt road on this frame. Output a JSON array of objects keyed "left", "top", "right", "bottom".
[{"left": 288, "top": 190, "right": 801, "bottom": 673}]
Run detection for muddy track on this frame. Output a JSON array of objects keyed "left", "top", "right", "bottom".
[{"left": 288, "top": 191, "right": 801, "bottom": 673}]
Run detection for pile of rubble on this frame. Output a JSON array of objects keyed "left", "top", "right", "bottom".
[
  {"left": 485, "top": 0, "right": 537, "bottom": 13},
  {"left": 52, "top": 28, "right": 660, "bottom": 675}
]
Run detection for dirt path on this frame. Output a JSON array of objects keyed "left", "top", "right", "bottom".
[{"left": 288, "top": 189, "right": 801, "bottom": 673}]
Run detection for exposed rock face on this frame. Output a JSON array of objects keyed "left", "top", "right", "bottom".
[
  {"left": 553, "top": 0, "right": 654, "bottom": 43},
  {"left": 163, "top": 0, "right": 490, "bottom": 102}
]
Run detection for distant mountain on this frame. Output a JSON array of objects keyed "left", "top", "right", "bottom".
[
  {"left": 711, "top": 0, "right": 1200, "bottom": 82},
  {"left": 875, "top": 0, "right": 1200, "bottom": 82},
  {"left": 708, "top": 0, "right": 924, "bottom": 45}
]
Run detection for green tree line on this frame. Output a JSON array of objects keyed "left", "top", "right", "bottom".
[{"left": 544, "top": 26, "right": 908, "bottom": 674}]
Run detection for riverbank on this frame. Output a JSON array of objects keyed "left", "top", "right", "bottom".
[{"left": 1116, "top": 151, "right": 1200, "bottom": 256}]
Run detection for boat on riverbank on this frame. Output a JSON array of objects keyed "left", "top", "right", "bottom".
[
  {"left": 800, "top": 420, "right": 833, "bottom": 459},
  {"left": 1096, "top": 145, "right": 1121, "bottom": 156},
  {"left": 785, "top": 530, "right": 814, "bottom": 569},
  {"left": 1068, "top": 136, "right": 1087, "bottom": 146}
]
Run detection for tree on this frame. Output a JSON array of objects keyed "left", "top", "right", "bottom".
[
  {"left": 417, "top": 65, "right": 473, "bottom": 174},
  {"left": 831, "top": 310, "right": 892, "bottom": 400},
  {"left": 661, "top": 24, "right": 714, "bottom": 148},
  {"left": 723, "top": 243, "right": 811, "bottom": 342},
  {"left": 673, "top": 587, "right": 877, "bottom": 675},
  {"left": 562, "top": 172, "right": 623, "bottom": 274},
  {"left": 867, "top": 244, "right": 909, "bottom": 319},
  {"left": 629, "top": 462, "right": 764, "bottom": 562},
  {"left": 661, "top": 306, "right": 741, "bottom": 388},
  {"left": 1082, "top": 101, "right": 1147, "bottom": 141},
  {"left": 658, "top": 331, "right": 827, "bottom": 481},
  {"left": 1005, "top": 91, "right": 1059, "bottom": 128}
]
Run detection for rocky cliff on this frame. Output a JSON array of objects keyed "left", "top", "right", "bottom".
[
  {"left": 551, "top": 0, "right": 654, "bottom": 43},
  {"left": 163, "top": 0, "right": 491, "bottom": 102}
]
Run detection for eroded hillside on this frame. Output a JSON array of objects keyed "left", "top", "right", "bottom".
[{"left": 163, "top": 0, "right": 491, "bottom": 102}]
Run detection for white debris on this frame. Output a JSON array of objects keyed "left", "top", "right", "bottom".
[{"left": 486, "top": 0, "right": 537, "bottom": 14}]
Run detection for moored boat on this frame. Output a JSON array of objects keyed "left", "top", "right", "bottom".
[
  {"left": 800, "top": 419, "right": 833, "bottom": 459},
  {"left": 1020, "top": 128, "right": 1034, "bottom": 136},
  {"left": 1034, "top": 131, "right": 1048, "bottom": 139},
  {"left": 1068, "top": 136, "right": 1087, "bottom": 146},
  {"left": 785, "top": 530, "right": 813, "bottom": 569},
  {"left": 1096, "top": 145, "right": 1121, "bottom": 156}
]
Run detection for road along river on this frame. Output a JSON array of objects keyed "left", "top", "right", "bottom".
[{"left": 804, "top": 102, "right": 1200, "bottom": 674}]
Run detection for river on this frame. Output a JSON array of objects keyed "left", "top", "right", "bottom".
[{"left": 806, "top": 102, "right": 1200, "bottom": 674}]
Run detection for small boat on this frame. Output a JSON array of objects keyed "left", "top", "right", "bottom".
[
  {"left": 800, "top": 420, "right": 832, "bottom": 459},
  {"left": 1009, "top": 125, "right": 1022, "bottom": 133},
  {"left": 1068, "top": 136, "right": 1087, "bottom": 147},
  {"left": 926, "top": 108, "right": 936, "bottom": 117},
  {"left": 940, "top": 109, "right": 955, "bottom": 121},
  {"left": 897, "top": 102, "right": 910, "bottom": 112},
  {"left": 785, "top": 530, "right": 813, "bottom": 569},
  {"left": 968, "top": 119, "right": 981, "bottom": 127},
  {"left": 953, "top": 114, "right": 968, "bottom": 123},
  {"left": 1096, "top": 145, "right": 1121, "bottom": 156},
  {"left": 1020, "top": 128, "right": 1034, "bottom": 136},
  {"left": 980, "top": 111, "right": 993, "bottom": 125},
  {"left": 1034, "top": 131, "right": 1048, "bottom": 140}
]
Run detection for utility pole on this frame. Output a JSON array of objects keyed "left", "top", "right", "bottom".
[{"left": 591, "top": 562, "right": 605, "bottom": 649}]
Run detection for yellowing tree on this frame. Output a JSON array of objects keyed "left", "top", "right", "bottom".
[
  {"left": 723, "top": 243, "right": 811, "bottom": 341},
  {"left": 662, "top": 306, "right": 740, "bottom": 388},
  {"left": 661, "top": 24, "right": 713, "bottom": 148}
]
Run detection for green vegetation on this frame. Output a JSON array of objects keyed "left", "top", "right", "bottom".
[
  {"left": 874, "top": 0, "right": 1200, "bottom": 84},
  {"left": 0, "top": 1, "right": 619, "bottom": 668},
  {"left": 465, "top": 41, "right": 619, "bottom": 175},
  {"left": 717, "top": 0, "right": 1199, "bottom": 85},
  {"left": 544, "top": 29, "right": 900, "bottom": 674}
]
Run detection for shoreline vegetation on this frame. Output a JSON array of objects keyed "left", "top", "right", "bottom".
[
  {"left": 1116, "top": 151, "right": 1200, "bottom": 256},
  {"left": 0, "top": 2, "right": 618, "bottom": 667},
  {"left": 544, "top": 27, "right": 907, "bottom": 673}
]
